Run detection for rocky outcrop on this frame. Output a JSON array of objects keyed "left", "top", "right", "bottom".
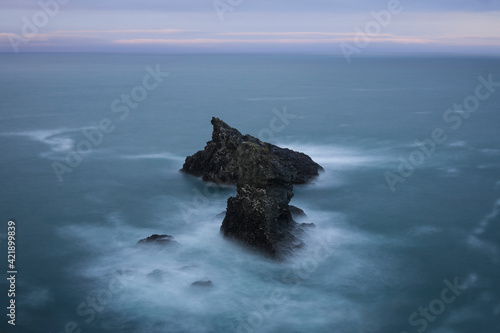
[
  {"left": 191, "top": 280, "right": 214, "bottom": 288},
  {"left": 147, "top": 269, "right": 167, "bottom": 282},
  {"left": 182, "top": 118, "right": 323, "bottom": 259},
  {"left": 137, "top": 234, "right": 177, "bottom": 246},
  {"left": 289, "top": 205, "right": 307, "bottom": 219},
  {"left": 221, "top": 141, "right": 301, "bottom": 259},
  {"left": 181, "top": 117, "right": 323, "bottom": 184}
]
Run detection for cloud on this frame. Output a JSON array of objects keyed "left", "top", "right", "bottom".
[
  {"left": 0, "top": 1, "right": 499, "bottom": 53},
  {"left": 53, "top": 29, "right": 189, "bottom": 35},
  {"left": 1, "top": 0, "right": 500, "bottom": 12}
]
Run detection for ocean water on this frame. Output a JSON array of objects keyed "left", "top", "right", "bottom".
[{"left": 0, "top": 53, "right": 499, "bottom": 333}]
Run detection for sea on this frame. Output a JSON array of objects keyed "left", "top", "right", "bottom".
[{"left": 0, "top": 53, "right": 499, "bottom": 333}]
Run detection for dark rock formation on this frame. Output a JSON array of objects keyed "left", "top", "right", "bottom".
[
  {"left": 220, "top": 141, "right": 302, "bottom": 259},
  {"left": 191, "top": 280, "right": 214, "bottom": 288},
  {"left": 215, "top": 211, "right": 226, "bottom": 219},
  {"left": 147, "top": 269, "right": 167, "bottom": 282},
  {"left": 137, "top": 234, "right": 177, "bottom": 246},
  {"left": 289, "top": 205, "right": 307, "bottom": 219},
  {"left": 181, "top": 117, "right": 323, "bottom": 184},
  {"left": 180, "top": 265, "right": 199, "bottom": 271},
  {"left": 182, "top": 118, "right": 323, "bottom": 259}
]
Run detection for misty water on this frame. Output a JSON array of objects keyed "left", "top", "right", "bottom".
[{"left": 0, "top": 54, "right": 499, "bottom": 333}]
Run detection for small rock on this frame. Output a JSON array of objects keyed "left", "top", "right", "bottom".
[
  {"left": 216, "top": 211, "right": 226, "bottom": 219},
  {"left": 289, "top": 205, "right": 307, "bottom": 218},
  {"left": 137, "top": 234, "right": 177, "bottom": 246},
  {"left": 191, "top": 280, "right": 214, "bottom": 288},
  {"left": 115, "top": 269, "right": 134, "bottom": 276},
  {"left": 147, "top": 269, "right": 166, "bottom": 282},
  {"left": 180, "top": 265, "right": 199, "bottom": 271}
]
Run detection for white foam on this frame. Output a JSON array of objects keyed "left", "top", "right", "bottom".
[
  {"left": 244, "top": 97, "right": 310, "bottom": 102},
  {"left": 120, "top": 152, "right": 185, "bottom": 161},
  {"left": 410, "top": 225, "right": 442, "bottom": 235},
  {"left": 481, "top": 148, "right": 500, "bottom": 156},
  {"left": 1, "top": 127, "right": 95, "bottom": 154},
  {"left": 442, "top": 167, "right": 461, "bottom": 177},
  {"left": 477, "top": 164, "right": 500, "bottom": 169},
  {"left": 468, "top": 198, "right": 500, "bottom": 255},
  {"left": 56, "top": 202, "right": 403, "bottom": 333},
  {"left": 473, "top": 198, "right": 500, "bottom": 235},
  {"left": 276, "top": 142, "right": 390, "bottom": 169},
  {"left": 449, "top": 141, "right": 468, "bottom": 148},
  {"left": 19, "top": 287, "right": 53, "bottom": 308},
  {"left": 0, "top": 112, "right": 65, "bottom": 121}
]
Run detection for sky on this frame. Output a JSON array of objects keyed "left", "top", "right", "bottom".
[{"left": 0, "top": 0, "right": 500, "bottom": 54}]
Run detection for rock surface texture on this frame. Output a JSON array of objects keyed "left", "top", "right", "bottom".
[
  {"left": 182, "top": 117, "right": 323, "bottom": 184},
  {"left": 182, "top": 118, "right": 323, "bottom": 259}
]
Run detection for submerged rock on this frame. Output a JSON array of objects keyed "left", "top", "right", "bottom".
[
  {"left": 215, "top": 211, "right": 226, "bottom": 219},
  {"left": 147, "top": 269, "right": 167, "bottom": 282},
  {"left": 137, "top": 234, "right": 177, "bottom": 246},
  {"left": 191, "top": 280, "right": 214, "bottom": 288},
  {"left": 182, "top": 118, "right": 323, "bottom": 259},
  {"left": 289, "top": 205, "right": 307, "bottom": 219},
  {"left": 181, "top": 117, "right": 323, "bottom": 184}
]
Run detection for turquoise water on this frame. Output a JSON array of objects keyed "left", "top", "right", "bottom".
[{"left": 0, "top": 53, "right": 499, "bottom": 333}]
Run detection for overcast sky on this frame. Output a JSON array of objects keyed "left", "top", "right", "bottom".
[{"left": 1, "top": 0, "right": 499, "bottom": 53}]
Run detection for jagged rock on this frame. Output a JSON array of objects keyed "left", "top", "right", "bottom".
[
  {"left": 115, "top": 269, "right": 135, "bottom": 276},
  {"left": 137, "top": 234, "right": 177, "bottom": 246},
  {"left": 221, "top": 141, "right": 303, "bottom": 259},
  {"left": 191, "top": 280, "right": 214, "bottom": 288},
  {"left": 289, "top": 205, "right": 307, "bottom": 219},
  {"left": 215, "top": 211, "right": 226, "bottom": 219},
  {"left": 147, "top": 269, "right": 167, "bottom": 282},
  {"left": 182, "top": 118, "right": 323, "bottom": 260},
  {"left": 181, "top": 117, "right": 323, "bottom": 184}
]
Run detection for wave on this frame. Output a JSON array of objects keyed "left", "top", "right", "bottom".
[
  {"left": 18, "top": 287, "right": 53, "bottom": 309},
  {"left": 119, "top": 152, "right": 185, "bottom": 162},
  {"left": 0, "top": 113, "right": 67, "bottom": 121},
  {"left": 1, "top": 127, "right": 96, "bottom": 155},
  {"left": 467, "top": 198, "right": 500, "bottom": 256},
  {"left": 244, "top": 97, "right": 310, "bottom": 102},
  {"left": 448, "top": 140, "right": 468, "bottom": 148},
  {"left": 473, "top": 198, "right": 500, "bottom": 236},
  {"left": 276, "top": 142, "right": 392, "bottom": 169},
  {"left": 481, "top": 148, "right": 500, "bottom": 156},
  {"left": 55, "top": 200, "right": 404, "bottom": 333}
]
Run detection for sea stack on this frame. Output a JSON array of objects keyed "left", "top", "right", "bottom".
[{"left": 182, "top": 117, "right": 323, "bottom": 259}]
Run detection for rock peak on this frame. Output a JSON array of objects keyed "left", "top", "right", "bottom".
[
  {"left": 181, "top": 118, "right": 324, "bottom": 259},
  {"left": 182, "top": 118, "right": 323, "bottom": 185}
]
